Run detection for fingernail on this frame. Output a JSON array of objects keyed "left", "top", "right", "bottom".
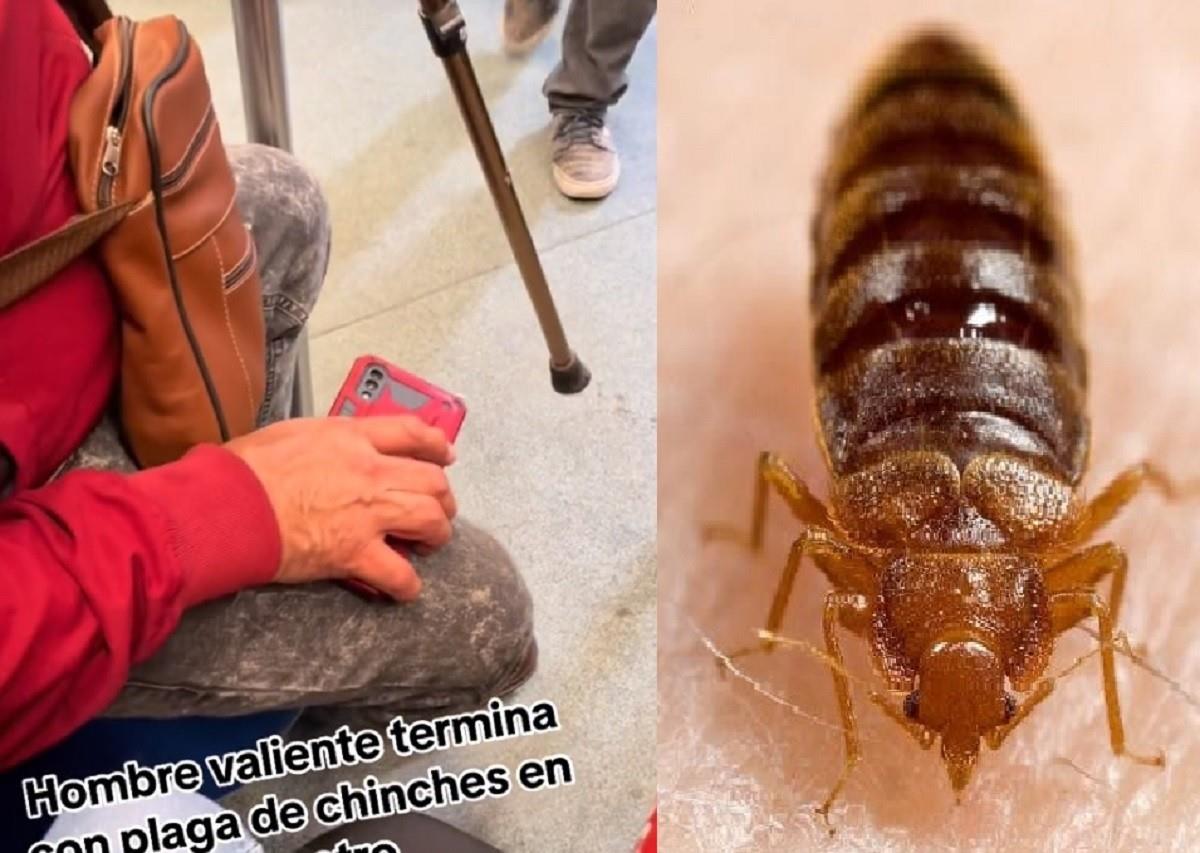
[{"left": 447, "top": 444, "right": 457, "bottom": 463}]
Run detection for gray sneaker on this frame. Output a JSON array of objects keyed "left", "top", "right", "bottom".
[
  {"left": 502, "top": 0, "right": 561, "bottom": 56},
  {"left": 551, "top": 110, "right": 620, "bottom": 200}
]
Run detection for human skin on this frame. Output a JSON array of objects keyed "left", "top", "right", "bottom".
[
  {"left": 226, "top": 415, "right": 456, "bottom": 600},
  {"left": 657, "top": 2, "right": 1200, "bottom": 850}
]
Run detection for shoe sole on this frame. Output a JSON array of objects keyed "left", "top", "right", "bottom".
[
  {"left": 552, "top": 158, "right": 621, "bottom": 200},
  {"left": 502, "top": 12, "right": 558, "bottom": 57}
]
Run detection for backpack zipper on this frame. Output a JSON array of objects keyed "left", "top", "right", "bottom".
[
  {"left": 98, "top": 18, "right": 136, "bottom": 209},
  {"left": 160, "top": 104, "right": 215, "bottom": 193}
]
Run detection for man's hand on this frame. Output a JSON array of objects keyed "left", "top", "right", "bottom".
[{"left": 226, "top": 416, "right": 457, "bottom": 601}]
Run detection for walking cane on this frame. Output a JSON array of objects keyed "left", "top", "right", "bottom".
[
  {"left": 232, "top": 0, "right": 591, "bottom": 397},
  {"left": 417, "top": 0, "right": 591, "bottom": 394}
]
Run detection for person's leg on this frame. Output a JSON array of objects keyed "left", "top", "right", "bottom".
[
  {"left": 107, "top": 518, "right": 537, "bottom": 720},
  {"left": 543, "top": 0, "right": 656, "bottom": 112},
  {"left": 45, "top": 791, "right": 263, "bottom": 853},
  {"left": 502, "top": 0, "right": 561, "bottom": 57},
  {"left": 227, "top": 143, "right": 331, "bottom": 427},
  {"left": 541, "top": 0, "right": 656, "bottom": 200}
]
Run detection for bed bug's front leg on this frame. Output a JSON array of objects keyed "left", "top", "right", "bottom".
[
  {"left": 1046, "top": 542, "right": 1128, "bottom": 627},
  {"left": 703, "top": 451, "right": 831, "bottom": 549},
  {"left": 703, "top": 454, "right": 878, "bottom": 820},
  {"left": 1050, "top": 590, "right": 1165, "bottom": 768},
  {"left": 817, "top": 591, "right": 871, "bottom": 826},
  {"left": 723, "top": 527, "right": 875, "bottom": 664}
]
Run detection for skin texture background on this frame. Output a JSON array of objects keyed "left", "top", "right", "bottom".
[{"left": 657, "top": 2, "right": 1200, "bottom": 850}]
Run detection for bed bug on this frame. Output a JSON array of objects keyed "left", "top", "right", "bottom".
[{"left": 705, "top": 29, "right": 1175, "bottom": 816}]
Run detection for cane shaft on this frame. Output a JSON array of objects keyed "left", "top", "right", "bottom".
[{"left": 441, "top": 56, "right": 574, "bottom": 366}]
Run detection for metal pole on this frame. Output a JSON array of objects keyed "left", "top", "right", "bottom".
[
  {"left": 419, "top": 0, "right": 590, "bottom": 393},
  {"left": 230, "top": 0, "right": 315, "bottom": 417}
]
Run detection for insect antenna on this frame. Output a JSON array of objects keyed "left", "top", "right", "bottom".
[
  {"left": 1049, "top": 628, "right": 1152, "bottom": 683},
  {"left": 1051, "top": 756, "right": 1111, "bottom": 789},
  {"left": 691, "top": 621, "right": 851, "bottom": 735},
  {"left": 1076, "top": 624, "right": 1200, "bottom": 716},
  {"left": 756, "top": 629, "right": 883, "bottom": 694},
  {"left": 1049, "top": 640, "right": 1104, "bottom": 682}
]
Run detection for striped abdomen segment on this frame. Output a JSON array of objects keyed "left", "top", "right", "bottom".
[{"left": 810, "top": 31, "right": 1088, "bottom": 483}]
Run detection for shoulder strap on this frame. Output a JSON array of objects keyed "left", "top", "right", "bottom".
[
  {"left": 0, "top": 0, "right": 126, "bottom": 310},
  {"left": 0, "top": 202, "right": 134, "bottom": 311}
]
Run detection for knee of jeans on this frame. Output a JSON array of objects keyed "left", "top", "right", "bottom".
[
  {"left": 447, "top": 522, "right": 538, "bottom": 700},
  {"left": 278, "top": 152, "right": 330, "bottom": 269},
  {"left": 232, "top": 144, "right": 331, "bottom": 279},
  {"left": 477, "top": 566, "right": 538, "bottom": 700}
]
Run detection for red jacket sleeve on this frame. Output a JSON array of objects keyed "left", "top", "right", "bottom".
[{"left": 0, "top": 445, "right": 281, "bottom": 770}]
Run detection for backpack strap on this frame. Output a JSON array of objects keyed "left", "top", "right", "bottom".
[
  {"left": 0, "top": 0, "right": 126, "bottom": 310},
  {"left": 0, "top": 202, "right": 134, "bottom": 311}
]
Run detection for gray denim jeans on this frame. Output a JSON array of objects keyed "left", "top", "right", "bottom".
[
  {"left": 65, "top": 143, "right": 537, "bottom": 725},
  {"left": 543, "top": 0, "right": 657, "bottom": 112}
]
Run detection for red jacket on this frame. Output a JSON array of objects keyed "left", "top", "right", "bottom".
[{"left": 0, "top": 0, "right": 281, "bottom": 770}]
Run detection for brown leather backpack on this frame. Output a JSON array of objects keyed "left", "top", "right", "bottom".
[{"left": 0, "top": 1, "right": 266, "bottom": 468}]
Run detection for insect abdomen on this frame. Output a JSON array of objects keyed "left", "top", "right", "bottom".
[{"left": 810, "top": 31, "right": 1089, "bottom": 483}]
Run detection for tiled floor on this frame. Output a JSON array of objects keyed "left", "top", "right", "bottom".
[{"left": 114, "top": 1, "right": 657, "bottom": 850}]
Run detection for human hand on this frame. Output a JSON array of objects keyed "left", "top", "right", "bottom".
[
  {"left": 225, "top": 415, "right": 457, "bottom": 601},
  {"left": 659, "top": 2, "right": 1200, "bottom": 849}
]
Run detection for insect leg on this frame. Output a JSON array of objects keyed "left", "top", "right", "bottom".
[
  {"left": 1045, "top": 542, "right": 1128, "bottom": 627},
  {"left": 724, "top": 528, "right": 874, "bottom": 664},
  {"left": 984, "top": 679, "right": 1055, "bottom": 750},
  {"left": 1049, "top": 591, "right": 1164, "bottom": 767},
  {"left": 703, "top": 451, "right": 831, "bottom": 550},
  {"left": 1070, "top": 462, "right": 1185, "bottom": 544},
  {"left": 816, "top": 591, "right": 870, "bottom": 823}
]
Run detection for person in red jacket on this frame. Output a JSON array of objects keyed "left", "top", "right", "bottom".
[{"left": 0, "top": 0, "right": 536, "bottom": 772}]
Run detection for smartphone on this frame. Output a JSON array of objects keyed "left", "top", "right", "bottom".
[{"left": 329, "top": 355, "right": 467, "bottom": 600}]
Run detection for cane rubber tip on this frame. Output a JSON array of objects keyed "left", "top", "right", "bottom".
[{"left": 550, "top": 354, "right": 591, "bottom": 394}]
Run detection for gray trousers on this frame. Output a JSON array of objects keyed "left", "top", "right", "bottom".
[
  {"left": 67, "top": 144, "right": 537, "bottom": 725},
  {"left": 543, "top": 0, "right": 657, "bottom": 112}
]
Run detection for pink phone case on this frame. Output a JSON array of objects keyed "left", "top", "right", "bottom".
[{"left": 330, "top": 355, "right": 466, "bottom": 600}]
